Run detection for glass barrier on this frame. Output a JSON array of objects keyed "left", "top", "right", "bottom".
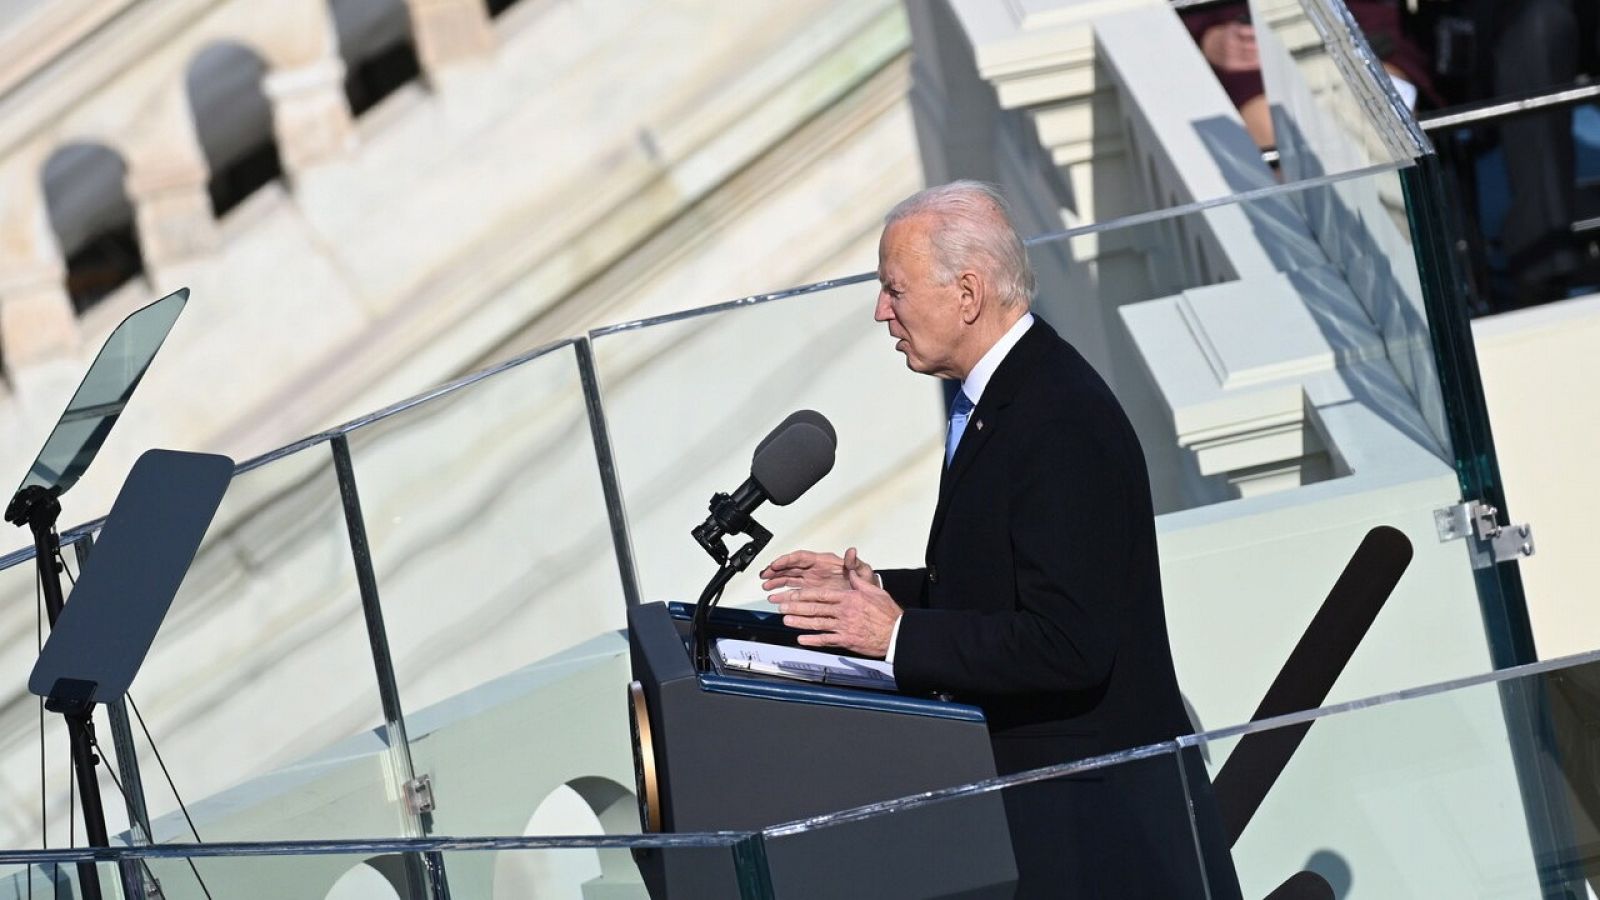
[
  {"left": 9, "top": 608, "right": 1587, "bottom": 896},
  {"left": 735, "top": 649, "right": 1600, "bottom": 899},
  {"left": 0, "top": 833, "right": 772, "bottom": 900},
  {"left": 759, "top": 740, "right": 1223, "bottom": 898},
  {"left": 112, "top": 442, "right": 405, "bottom": 844},
  {"left": 11, "top": 648, "right": 1597, "bottom": 899},
  {"left": 0, "top": 0, "right": 1530, "bottom": 870},
  {"left": 1185, "top": 649, "right": 1600, "bottom": 898},
  {"left": 588, "top": 278, "right": 943, "bottom": 611},
  {"left": 1029, "top": 161, "right": 1445, "bottom": 511},
  {"left": 0, "top": 861, "right": 122, "bottom": 900},
  {"left": 338, "top": 340, "right": 630, "bottom": 839}
]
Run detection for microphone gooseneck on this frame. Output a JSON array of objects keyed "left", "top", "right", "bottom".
[{"left": 690, "top": 411, "right": 837, "bottom": 671}]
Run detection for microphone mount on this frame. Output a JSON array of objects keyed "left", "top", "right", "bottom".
[
  {"left": 5, "top": 483, "right": 62, "bottom": 533},
  {"left": 689, "top": 491, "right": 772, "bottom": 672},
  {"left": 692, "top": 485, "right": 772, "bottom": 567}
]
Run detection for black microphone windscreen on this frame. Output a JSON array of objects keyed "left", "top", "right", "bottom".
[{"left": 750, "top": 410, "right": 836, "bottom": 506}]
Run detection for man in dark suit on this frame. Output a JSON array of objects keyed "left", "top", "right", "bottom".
[{"left": 760, "top": 181, "right": 1235, "bottom": 897}]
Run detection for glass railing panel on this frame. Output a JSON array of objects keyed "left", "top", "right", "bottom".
[
  {"left": 338, "top": 341, "right": 630, "bottom": 839},
  {"left": 1188, "top": 650, "right": 1600, "bottom": 898},
  {"left": 111, "top": 443, "right": 405, "bottom": 844},
  {"left": 1035, "top": 162, "right": 1447, "bottom": 517},
  {"left": 589, "top": 279, "right": 942, "bottom": 612},
  {"left": 758, "top": 741, "right": 1224, "bottom": 898},
  {"left": 1251, "top": 0, "right": 1529, "bottom": 676},
  {"left": 0, "top": 861, "right": 124, "bottom": 900},
  {"left": 0, "top": 826, "right": 753, "bottom": 897},
  {"left": 0, "top": 833, "right": 771, "bottom": 899}
]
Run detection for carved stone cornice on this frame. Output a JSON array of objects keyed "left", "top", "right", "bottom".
[{"left": 0, "top": 0, "right": 220, "bottom": 161}]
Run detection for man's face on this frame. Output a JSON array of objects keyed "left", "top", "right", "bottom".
[{"left": 875, "top": 216, "right": 964, "bottom": 379}]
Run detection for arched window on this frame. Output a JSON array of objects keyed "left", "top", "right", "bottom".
[
  {"left": 331, "top": 0, "right": 422, "bottom": 116},
  {"left": 494, "top": 778, "right": 640, "bottom": 898},
  {"left": 186, "top": 42, "right": 283, "bottom": 217},
  {"left": 41, "top": 143, "right": 143, "bottom": 313},
  {"left": 325, "top": 856, "right": 407, "bottom": 900}
]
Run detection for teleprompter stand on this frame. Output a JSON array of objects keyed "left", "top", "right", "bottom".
[
  {"left": 3, "top": 289, "right": 190, "bottom": 900},
  {"left": 21, "top": 451, "right": 232, "bottom": 900},
  {"left": 5, "top": 485, "right": 112, "bottom": 898}
]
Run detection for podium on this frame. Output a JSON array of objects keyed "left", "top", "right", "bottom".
[{"left": 627, "top": 601, "right": 1016, "bottom": 898}]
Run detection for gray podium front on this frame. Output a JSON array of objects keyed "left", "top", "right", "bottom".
[{"left": 627, "top": 601, "right": 1016, "bottom": 899}]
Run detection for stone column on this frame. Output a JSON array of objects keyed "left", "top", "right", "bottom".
[
  {"left": 404, "top": 0, "right": 496, "bottom": 79},
  {"left": 125, "top": 160, "right": 218, "bottom": 270},
  {"left": 124, "top": 86, "right": 219, "bottom": 270},
  {"left": 263, "top": 57, "right": 357, "bottom": 179},
  {"left": 0, "top": 156, "right": 77, "bottom": 375}
]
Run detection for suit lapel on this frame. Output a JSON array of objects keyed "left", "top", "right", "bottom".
[{"left": 927, "top": 319, "right": 1051, "bottom": 552}]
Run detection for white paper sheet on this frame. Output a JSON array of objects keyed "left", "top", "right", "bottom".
[{"left": 716, "top": 638, "right": 898, "bottom": 691}]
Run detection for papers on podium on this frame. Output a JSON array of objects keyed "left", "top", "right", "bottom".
[{"left": 716, "top": 638, "right": 898, "bottom": 691}]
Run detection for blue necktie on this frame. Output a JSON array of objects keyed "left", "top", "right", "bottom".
[{"left": 945, "top": 390, "right": 974, "bottom": 467}]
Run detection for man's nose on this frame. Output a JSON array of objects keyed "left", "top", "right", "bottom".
[{"left": 873, "top": 292, "right": 892, "bottom": 321}]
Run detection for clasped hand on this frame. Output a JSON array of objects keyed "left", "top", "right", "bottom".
[
  {"left": 1201, "top": 20, "right": 1258, "bottom": 72},
  {"left": 759, "top": 547, "right": 901, "bottom": 659}
]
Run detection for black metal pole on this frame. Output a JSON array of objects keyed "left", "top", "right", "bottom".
[
  {"left": 79, "top": 529, "right": 152, "bottom": 900},
  {"left": 64, "top": 712, "right": 111, "bottom": 842},
  {"left": 15, "top": 490, "right": 106, "bottom": 900},
  {"left": 574, "top": 338, "right": 643, "bottom": 608}
]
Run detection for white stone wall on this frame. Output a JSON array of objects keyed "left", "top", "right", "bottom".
[
  {"left": 0, "top": 0, "right": 917, "bottom": 525},
  {"left": 1473, "top": 294, "right": 1600, "bottom": 660}
]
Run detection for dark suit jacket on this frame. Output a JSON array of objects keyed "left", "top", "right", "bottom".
[
  {"left": 879, "top": 316, "right": 1190, "bottom": 760},
  {"left": 878, "top": 317, "right": 1225, "bottom": 897}
]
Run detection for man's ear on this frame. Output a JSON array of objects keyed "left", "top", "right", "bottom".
[{"left": 957, "top": 270, "right": 983, "bottom": 324}]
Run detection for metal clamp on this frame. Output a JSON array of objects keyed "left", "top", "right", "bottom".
[
  {"left": 1434, "top": 500, "right": 1534, "bottom": 569},
  {"left": 404, "top": 774, "right": 436, "bottom": 815}
]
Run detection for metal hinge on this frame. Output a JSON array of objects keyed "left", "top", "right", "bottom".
[
  {"left": 404, "top": 774, "right": 436, "bottom": 815},
  {"left": 1434, "top": 500, "right": 1534, "bottom": 569}
]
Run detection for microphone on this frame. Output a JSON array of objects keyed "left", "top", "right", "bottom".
[
  {"left": 689, "top": 410, "right": 836, "bottom": 670},
  {"left": 706, "top": 410, "right": 837, "bottom": 542}
]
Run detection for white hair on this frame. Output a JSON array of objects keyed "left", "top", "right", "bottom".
[{"left": 884, "top": 180, "right": 1035, "bottom": 309}]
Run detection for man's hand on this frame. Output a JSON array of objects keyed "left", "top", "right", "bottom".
[
  {"left": 760, "top": 547, "right": 877, "bottom": 593},
  {"left": 769, "top": 562, "right": 901, "bottom": 659},
  {"left": 1200, "top": 21, "right": 1258, "bottom": 72}
]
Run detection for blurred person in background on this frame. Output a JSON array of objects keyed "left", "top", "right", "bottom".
[
  {"left": 1181, "top": 1, "right": 1439, "bottom": 151},
  {"left": 1415, "top": 0, "right": 1600, "bottom": 308}
]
